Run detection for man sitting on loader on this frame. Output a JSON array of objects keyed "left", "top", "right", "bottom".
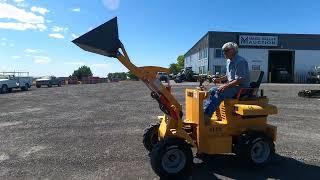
[{"left": 204, "top": 42, "right": 250, "bottom": 122}]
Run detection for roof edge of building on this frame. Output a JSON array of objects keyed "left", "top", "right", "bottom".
[
  {"left": 208, "top": 31, "right": 320, "bottom": 36},
  {"left": 184, "top": 32, "right": 209, "bottom": 57}
]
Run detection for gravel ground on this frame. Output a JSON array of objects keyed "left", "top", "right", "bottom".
[{"left": 0, "top": 82, "right": 320, "bottom": 180}]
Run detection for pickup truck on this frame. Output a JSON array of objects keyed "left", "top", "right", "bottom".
[
  {"left": 0, "top": 72, "right": 33, "bottom": 94},
  {"left": 36, "top": 76, "right": 62, "bottom": 88}
]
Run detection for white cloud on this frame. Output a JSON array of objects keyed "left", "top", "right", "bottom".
[
  {"left": 91, "top": 63, "right": 109, "bottom": 69},
  {"left": 1, "top": 37, "right": 7, "bottom": 41},
  {"left": 52, "top": 26, "right": 63, "bottom": 32},
  {"left": 49, "top": 33, "right": 64, "bottom": 39},
  {"left": 71, "top": 33, "right": 78, "bottom": 39},
  {"left": 13, "top": 0, "right": 28, "bottom": 8},
  {"left": 9, "top": 43, "right": 14, "bottom": 47},
  {"left": 31, "top": 6, "right": 49, "bottom": 15},
  {"left": 0, "top": 3, "right": 44, "bottom": 23},
  {"left": 64, "top": 62, "right": 85, "bottom": 66},
  {"left": 0, "top": 42, "right": 6, "bottom": 46},
  {"left": 12, "top": 55, "right": 21, "bottom": 59},
  {"left": 0, "top": 3, "right": 46, "bottom": 31},
  {"left": 33, "top": 56, "right": 51, "bottom": 64},
  {"left": 0, "top": 65, "right": 10, "bottom": 72},
  {"left": 102, "top": 0, "right": 120, "bottom": 10},
  {"left": 71, "top": 8, "right": 80, "bottom": 12},
  {"left": 52, "top": 26, "right": 68, "bottom": 32},
  {"left": 25, "top": 48, "right": 42, "bottom": 53},
  {"left": 0, "top": 22, "right": 46, "bottom": 31}
]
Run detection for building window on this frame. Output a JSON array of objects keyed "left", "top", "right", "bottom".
[
  {"left": 214, "top": 66, "right": 221, "bottom": 74},
  {"left": 198, "top": 49, "right": 208, "bottom": 60},
  {"left": 214, "top": 65, "right": 226, "bottom": 74},
  {"left": 252, "top": 65, "right": 261, "bottom": 71},
  {"left": 215, "top": 48, "right": 223, "bottom": 58},
  {"left": 199, "top": 66, "right": 206, "bottom": 74},
  {"left": 204, "top": 48, "right": 208, "bottom": 58}
]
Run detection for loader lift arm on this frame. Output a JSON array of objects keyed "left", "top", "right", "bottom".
[
  {"left": 72, "top": 17, "right": 182, "bottom": 121},
  {"left": 117, "top": 46, "right": 182, "bottom": 121}
]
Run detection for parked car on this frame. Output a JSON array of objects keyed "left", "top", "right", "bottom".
[
  {"left": 36, "top": 76, "right": 62, "bottom": 88},
  {"left": 0, "top": 72, "right": 32, "bottom": 94},
  {"left": 157, "top": 72, "right": 169, "bottom": 82}
]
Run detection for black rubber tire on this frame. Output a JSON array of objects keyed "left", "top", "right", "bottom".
[
  {"left": 48, "top": 83, "right": 52, "bottom": 88},
  {"left": 235, "top": 132, "right": 275, "bottom": 167},
  {"left": 150, "top": 137, "right": 193, "bottom": 179},
  {"left": 21, "top": 84, "right": 29, "bottom": 91},
  {"left": 58, "top": 83, "right": 62, "bottom": 87},
  {"left": 36, "top": 85, "right": 41, "bottom": 88},
  {"left": 8, "top": 88, "right": 13, "bottom": 93},
  {"left": 143, "top": 124, "right": 160, "bottom": 152},
  {"left": 1, "top": 85, "right": 8, "bottom": 94}
]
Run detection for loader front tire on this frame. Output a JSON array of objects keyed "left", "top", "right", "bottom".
[
  {"left": 150, "top": 137, "right": 193, "bottom": 179},
  {"left": 143, "top": 123, "right": 159, "bottom": 152}
]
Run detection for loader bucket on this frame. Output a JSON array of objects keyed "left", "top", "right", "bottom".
[{"left": 72, "top": 17, "right": 121, "bottom": 57}]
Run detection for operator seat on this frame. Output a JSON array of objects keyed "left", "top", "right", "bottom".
[
  {"left": 249, "top": 71, "right": 264, "bottom": 89},
  {"left": 236, "top": 71, "right": 264, "bottom": 99}
]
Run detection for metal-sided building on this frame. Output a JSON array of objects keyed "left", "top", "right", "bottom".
[{"left": 184, "top": 31, "right": 320, "bottom": 83}]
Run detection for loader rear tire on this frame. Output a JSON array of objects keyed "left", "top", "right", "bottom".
[
  {"left": 235, "top": 132, "right": 275, "bottom": 167},
  {"left": 150, "top": 137, "right": 193, "bottom": 179},
  {"left": 143, "top": 123, "right": 160, "bottom": 152}
]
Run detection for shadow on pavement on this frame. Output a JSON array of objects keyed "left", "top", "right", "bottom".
[{"left": 186, "top": 154, "right": 320, "bottom": 180}]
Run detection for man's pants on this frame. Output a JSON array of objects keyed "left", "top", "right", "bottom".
[{"left": 203, "top": 86, "right": 241, "bottom": 117}]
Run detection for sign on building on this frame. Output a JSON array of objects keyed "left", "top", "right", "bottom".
[{"left": 239, "top": 35, "right": 278, "bottom": 47}]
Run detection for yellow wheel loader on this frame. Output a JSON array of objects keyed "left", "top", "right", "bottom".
[{"left": 73, "top": 17, "right": 278, "bottom": 179}]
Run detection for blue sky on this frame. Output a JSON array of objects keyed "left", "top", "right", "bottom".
[{"left": 0, "top": 0, "right": 319, "bottom": 77}]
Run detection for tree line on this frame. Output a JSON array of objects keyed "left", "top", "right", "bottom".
[
  {"left": 70, "top": 65, "right": 138, "bottom": 81},
  {"left": 70, "top": 55, "right": 184, "bottom": 81}
]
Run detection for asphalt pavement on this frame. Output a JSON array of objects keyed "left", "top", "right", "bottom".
[{"left": 0, "top": 82, "right": 320, "bottom": 179}]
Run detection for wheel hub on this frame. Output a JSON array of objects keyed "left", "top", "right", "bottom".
[
  {"left": 251, "top": 140, "right": 270, "bottom": 164},
  {"left": 161, "top": 148, "right": 186, "bottom": 173}
]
